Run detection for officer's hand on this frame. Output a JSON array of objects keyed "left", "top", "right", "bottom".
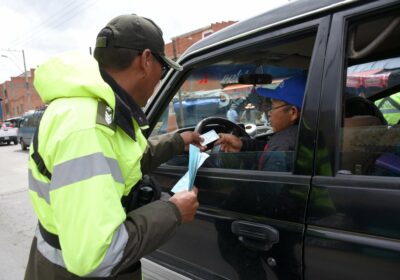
[
  {"left": 169, "top": 187, "right": 199, "bottom": 223},
  {"left": 214, "top": 133, "right": 242, "bottom": 152},
  {"left": 180, "top": 131, "right": 206, "bottom": 152}
]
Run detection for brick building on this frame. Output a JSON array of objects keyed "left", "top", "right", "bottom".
[
  {"left": 0, "top": 69, "right": 43, "bottom": 121},
  {"left": 165, "top": 21, "right": 236, "bottom": 94},
  {"left": 165, "top": 21, "right": 236, "bottom": 60},
  {"left": 0, "top": 21, "right": 236, "bottom": 121}
]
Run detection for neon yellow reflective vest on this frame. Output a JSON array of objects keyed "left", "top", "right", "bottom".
[
  {"left": 375, "top": 92, "right": 400, "bottom": 125},
  {"left": 28, "top": 51, "right": 181, "bottom": 277}
]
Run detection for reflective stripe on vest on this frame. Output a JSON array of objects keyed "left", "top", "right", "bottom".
[
  {"left": 29, "top": 153, "right": 124, "bottom": 203},
  {"left": 36, "top": 222, "right": 129, "bottom": 277}
]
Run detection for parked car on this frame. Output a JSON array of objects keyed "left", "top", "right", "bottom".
[
  {"left": 0, "top": 121, "right": 18, "bottom": 145},
  {"left": 141, "top": 0, "right": 400, "bottom": 279},
  {"left": 18, "top": 108, "right": 45, "bottom": 150},
  {"left": 4, "top": 116, "right": 23, "bottom": 128}
]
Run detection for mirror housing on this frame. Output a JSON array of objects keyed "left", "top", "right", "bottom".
[{"left": 238, "top": 74, "right": 272, "bottom": 85}]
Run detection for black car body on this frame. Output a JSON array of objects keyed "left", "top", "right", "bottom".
[{"left": 142, "top": 0, "right": 400, "bottom": 279}]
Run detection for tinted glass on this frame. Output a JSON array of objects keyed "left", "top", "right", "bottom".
[
  {"left": 340, "top": 10, "right": 400, "bottom": 176},
  {"left": 151, "top": 32, "right": 317, "bottom": 172}
]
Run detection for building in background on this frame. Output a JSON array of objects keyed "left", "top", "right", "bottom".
[
  {"left": 165, "top": 21, "right": 237, "bottom": 94},
  {"left": 0, "top": 21, "right": 236, "bottom": 121},
  {"left": 165, "top": 21, "right": 236, "bottom": 60},
  {"left": 0, "top": 69, "right": 43, "bottom": 121}
]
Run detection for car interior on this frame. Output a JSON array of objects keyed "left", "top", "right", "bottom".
[
  {"left": 150, "top": 30, "right": 317, "bottom": 171},
  {"left": 340, "top": 9, "right": 400, "bottom": 176}
]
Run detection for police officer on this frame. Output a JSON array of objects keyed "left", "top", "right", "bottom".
[{"left": 25, "top": 14, "right": 202, "bottom": 279}]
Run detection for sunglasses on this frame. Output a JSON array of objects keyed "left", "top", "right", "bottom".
[
  {"left": 151, "top": 52, "right": 170, "bottom": 80},
  {"left": 268, "top": 103, "right": 290, "bottom": 113}
]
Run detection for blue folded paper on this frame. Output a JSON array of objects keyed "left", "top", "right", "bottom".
[{"left": 171, "top": 145, "right": 209, "bottom": 193}]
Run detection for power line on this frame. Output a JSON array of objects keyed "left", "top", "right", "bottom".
[
  {"left": 0, "top": 49, "right": 24, "bottom": 71},
  {"left": 1, "top": 55, "right": 23, "bottom": 72},
  {"left": 6, "top": 50, "right": 22, "bottom": 66},
  {"left": 10, "top": 0, "right": 81, "bottom": 46},
  {"left": 10, "top": 0, "right": 98, "bottom": 48},
  {"left": 12, "top": 2, "right": 98, "bottom": 48}
]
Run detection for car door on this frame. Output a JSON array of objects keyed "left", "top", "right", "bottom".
[
  {"left": 18, "top": 116, "right": 29, "bottom": 144},
  {"left": 25, "top": 114, "right": 36, "bottom": 146},
  {"left": 305, "top": 1, "right": 400, "bottom": 279},
  {"left": 144, "top": 16, "right": 330, "bottom": 280}
]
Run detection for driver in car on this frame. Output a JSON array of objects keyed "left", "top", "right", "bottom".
[{"left": 214, "top": 74, "right": 306, "bottom": 171}]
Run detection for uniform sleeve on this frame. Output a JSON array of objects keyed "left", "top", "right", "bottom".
[
  {"left": 111, "top": 200, "right": 181, "bottom": 274},
  {"left": 140, "top": 133, "right": 185, "bottom": 174},
  {"left": 49, "top": 128, "right": 181, "bottom": 277}
]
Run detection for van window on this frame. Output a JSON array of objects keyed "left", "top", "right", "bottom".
[
  {"left": 20, "top": 117, "right": 27, "bottom": 128},
  {"left": 33, "top": 111, "right": 44, "bottom": 126},
  {"left": 26, "top": 114, "right": 34, "bottom": 127},
  {"left": 340, "top": 9, "right": 400, "bottom": 176},
  {"left": 152, "top": 30, "right": 317, "bottom": 171}
]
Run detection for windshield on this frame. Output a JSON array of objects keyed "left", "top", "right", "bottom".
[{"left": 150, "top": 32, "right": 316, "bottom": 138}]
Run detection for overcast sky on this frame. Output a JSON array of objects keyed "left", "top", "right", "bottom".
[{"left": 0, "top": 0, "right": 292, "bottom": 83}]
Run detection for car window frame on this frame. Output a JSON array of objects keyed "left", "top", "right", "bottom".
[
  {"left": 145, "top": 17, "right": 331, "bottom": 177},
  {"left": 315, "top": 0, "right": 400, "bottom": 178}
]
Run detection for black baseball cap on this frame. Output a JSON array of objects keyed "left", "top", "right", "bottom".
[{"left": 95, "top": 14, "right": 182, "bottom": 71}]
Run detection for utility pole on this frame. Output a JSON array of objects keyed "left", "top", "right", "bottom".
[
  {"left": 22, "top": 50, "right": 28, "bottom": 89},
  {"left": 172, "top": 37, "right": 177, "bottom": 61},
  {"left": 22, "top": 49, "right": 31, "bottom": 111}
]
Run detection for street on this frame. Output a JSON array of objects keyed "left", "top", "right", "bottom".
[{"left": 0, "top": 144, "right": 35, "bottom": 279}]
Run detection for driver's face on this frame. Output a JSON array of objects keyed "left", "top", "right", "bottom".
[{"left": 267, "top": 99, "right": 299, "bottom": 132}]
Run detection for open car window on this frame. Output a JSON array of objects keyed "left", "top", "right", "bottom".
[{"left": 151, "top": 31, "right": 317, "bottom": 171}]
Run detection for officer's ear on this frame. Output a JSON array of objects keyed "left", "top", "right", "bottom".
[{"left": 138, "top": 49, "right": 154, "bottom": 74}]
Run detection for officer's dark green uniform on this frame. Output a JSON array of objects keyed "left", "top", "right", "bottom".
[{"left": 24, "top": 50, "right": 185, "bottom": 279}]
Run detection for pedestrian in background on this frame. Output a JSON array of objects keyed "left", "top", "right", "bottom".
[{"left": 25, "top": 14, "right": 202, "bottom": 280}]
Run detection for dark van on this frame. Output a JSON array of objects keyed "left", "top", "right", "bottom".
[
  {"left": 18, "top": 108, "right": 45, "bottom": 150},
  {"left": 141, "top": 0, "right": 400, "bottom": 279}
]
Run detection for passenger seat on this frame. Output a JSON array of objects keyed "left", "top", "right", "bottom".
[{"left": 340, "top": 96, "right": 387, "bottom": 175}]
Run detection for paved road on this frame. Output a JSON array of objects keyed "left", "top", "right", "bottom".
[{"left": 0, "top": 143, "right": 36, "bottom": 280}]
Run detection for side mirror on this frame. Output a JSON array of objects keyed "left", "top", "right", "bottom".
[{"left": 238, "top": 74, "right": 272, "bottom": 85}]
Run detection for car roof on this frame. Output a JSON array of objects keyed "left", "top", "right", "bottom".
[{"left": 181, "top": 0, "right": 358, "bottom": 59}]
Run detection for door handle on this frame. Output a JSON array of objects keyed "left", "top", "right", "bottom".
[{"left": 231, "top": 220, "right": 279, "bottom": 251}]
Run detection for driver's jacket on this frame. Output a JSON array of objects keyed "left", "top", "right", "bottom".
[{"left": 25, "top": 52, "right": 184, "bottom": 279}]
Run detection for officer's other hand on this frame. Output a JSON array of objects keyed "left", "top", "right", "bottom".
[
  {"left": 169, "top": 187, "right": 199, "bottom": 223},
  {"left": 214, "top": 133, "right": 242, "bottom": 152},
  {"left": 180, "top": 131, "right": 206, "bottom": 152}
]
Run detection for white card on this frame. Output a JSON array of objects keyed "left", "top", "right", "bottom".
[{"left": 201, "top": 129, "right": 220, "bottom": 146}]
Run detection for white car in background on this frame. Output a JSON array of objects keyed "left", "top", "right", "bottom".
[{"left": 0, "top": 121, "right": 18, "bottom": 145}]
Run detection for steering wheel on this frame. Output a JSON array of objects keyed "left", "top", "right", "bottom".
[
  {"left": 194, "top": 117, "right": 249, "bottom": 138},
  {"left": 194, "top": 117, "right": 250, "bottom": 168}
]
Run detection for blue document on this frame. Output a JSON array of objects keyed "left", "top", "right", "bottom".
[{"left": 171, "top": 145, "right": 209, "bottom": 193}]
